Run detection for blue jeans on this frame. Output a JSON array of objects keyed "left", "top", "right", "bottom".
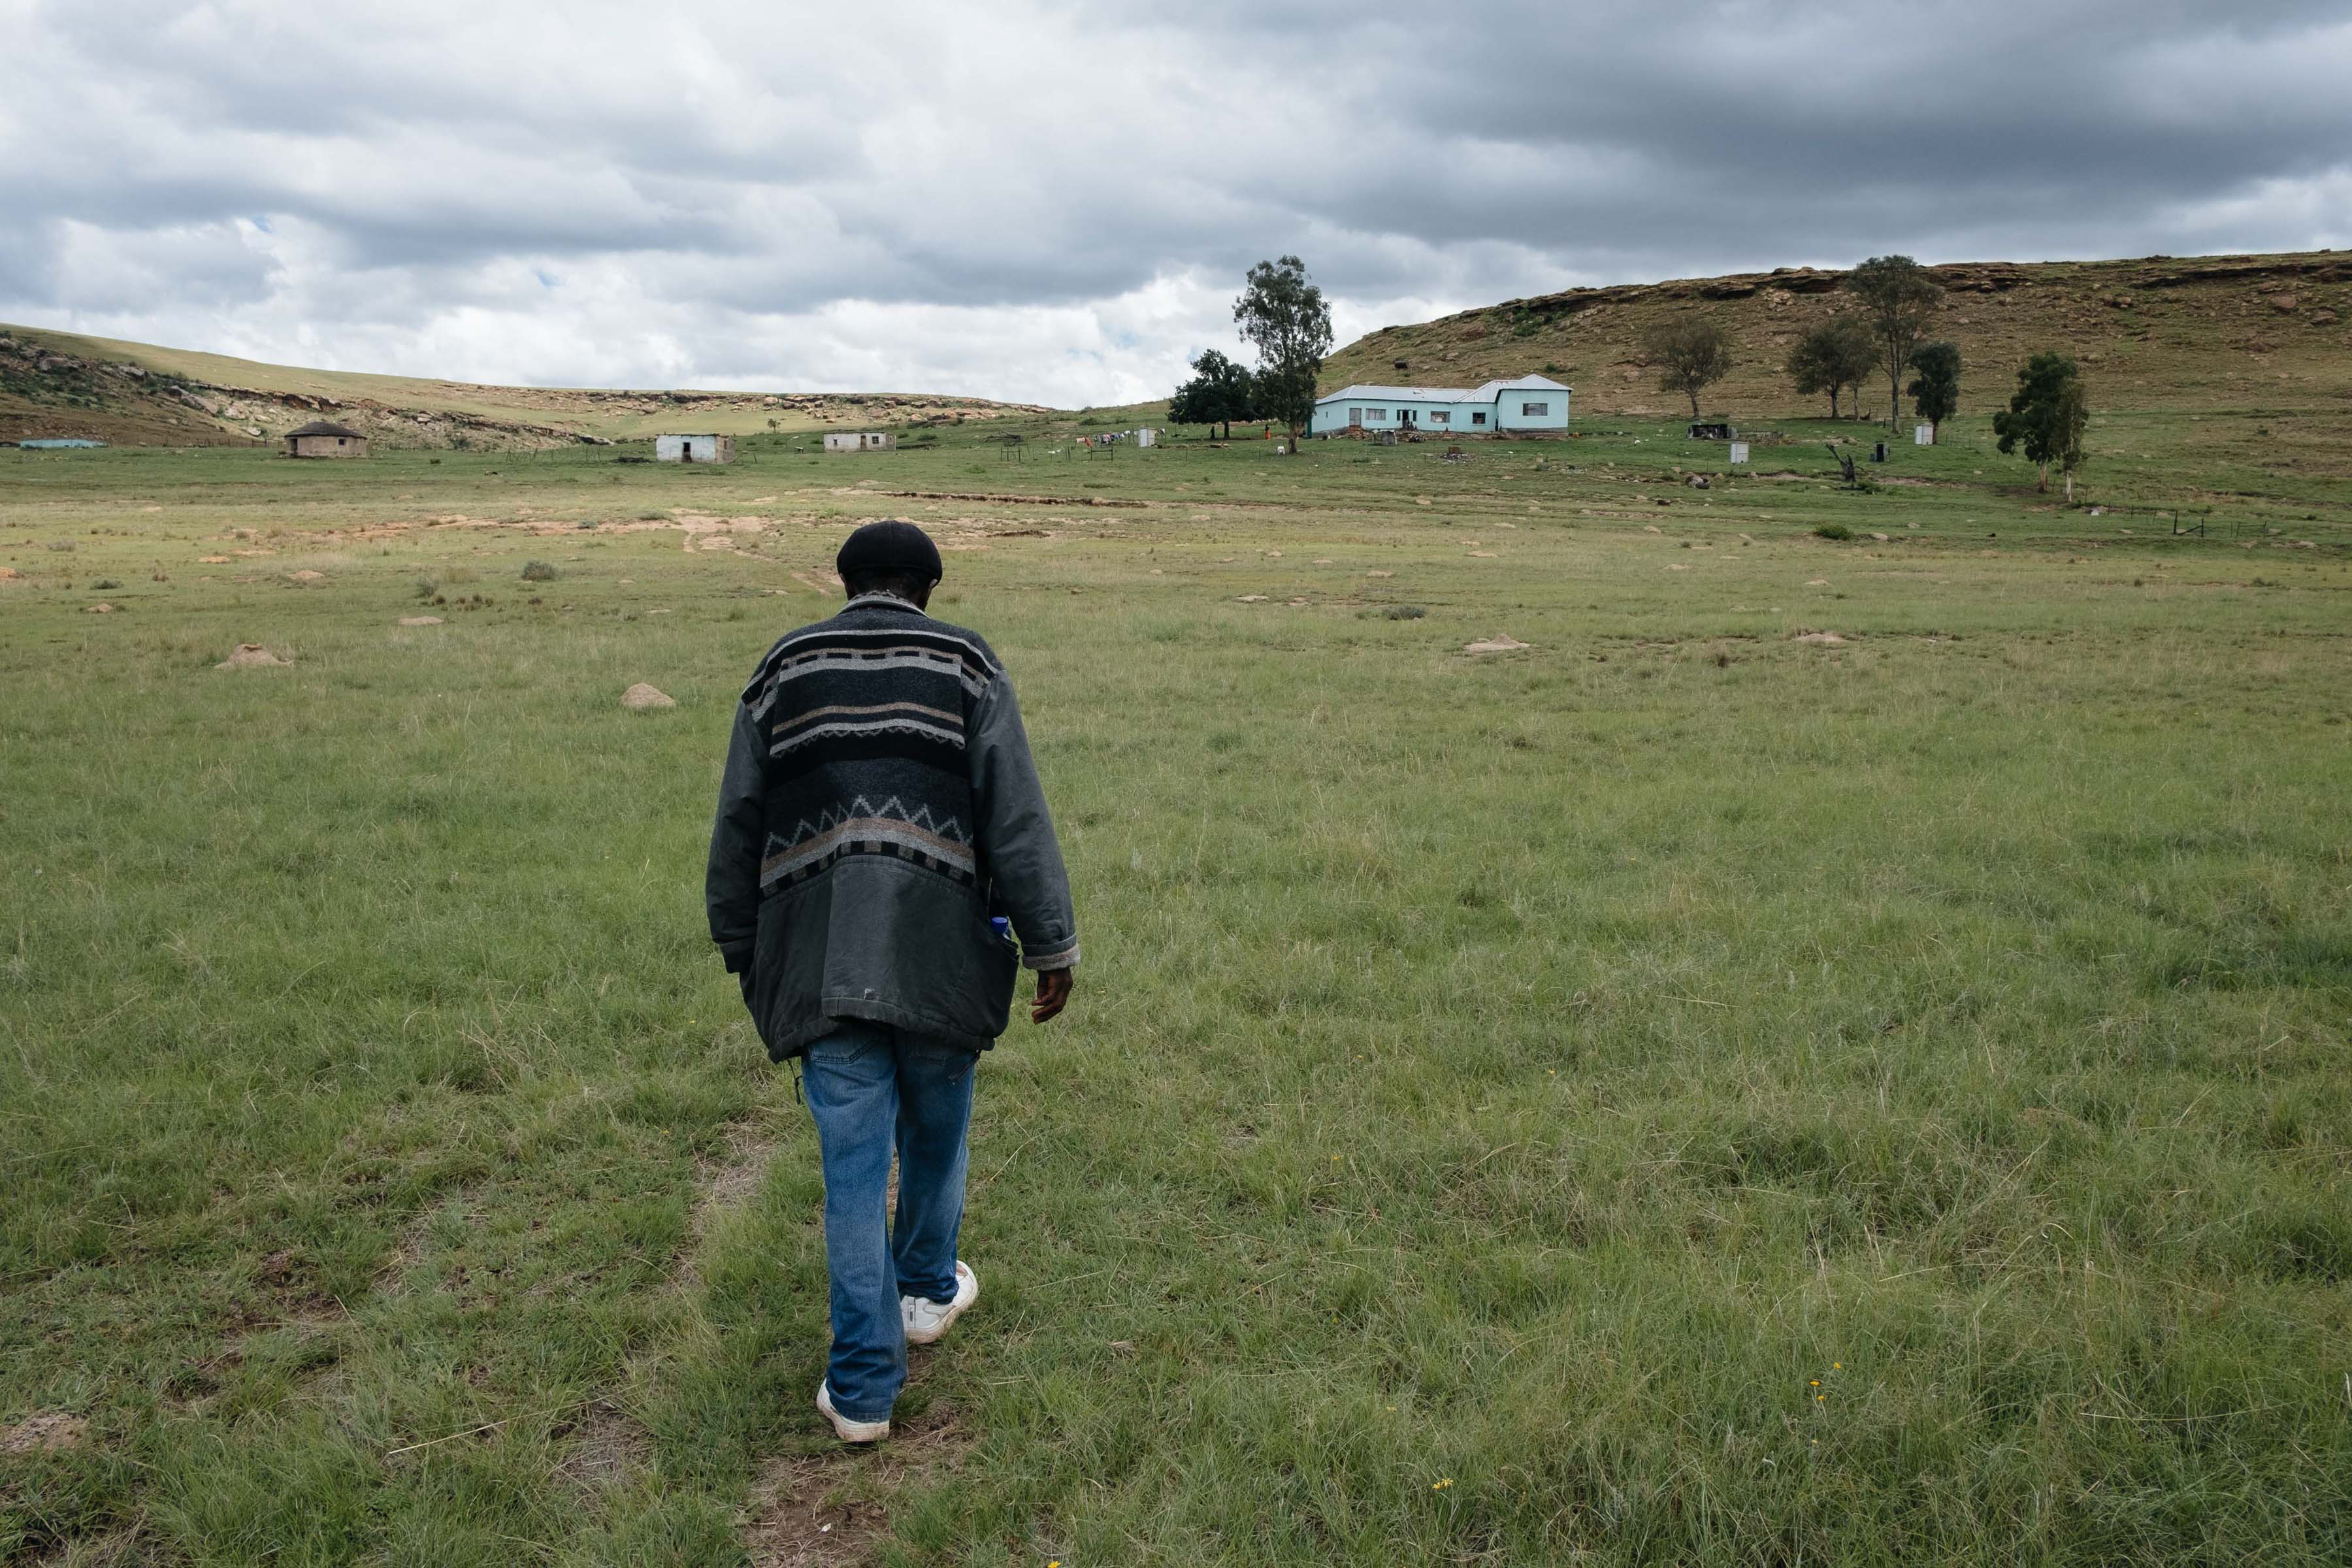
[{"left": 800, "top": 1020, "right": 979, "bottom": 1422}]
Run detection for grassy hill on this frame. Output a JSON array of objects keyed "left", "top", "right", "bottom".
[
  {"left": 10, "top": 246, "right": 2349, "bottom": 455},
  {"left": 0, "top": 325, "right": 1044, "bottom": 451},
  {"left": 1322, "top": 250, "right": 2352, "bottom": 418}
]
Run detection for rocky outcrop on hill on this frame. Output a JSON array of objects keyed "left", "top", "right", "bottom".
[{"left": 1324, "top": 249, "right": 2352, "bottom": 417}]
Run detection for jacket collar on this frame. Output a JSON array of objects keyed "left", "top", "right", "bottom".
[{"left": 840, "top": 593, "right": 926, "bottom": 617}]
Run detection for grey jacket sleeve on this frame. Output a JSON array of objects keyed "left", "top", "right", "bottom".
[
  {"left": 705, "top": 701, "right": 766, "bottom": 975},
  {"left": 969, "top": 670, "right": 1080, "bottom": 970}
]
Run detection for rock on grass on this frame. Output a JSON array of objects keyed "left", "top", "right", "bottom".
[{"left": 621, "top": 683, "right": 676, "bottom": 711}]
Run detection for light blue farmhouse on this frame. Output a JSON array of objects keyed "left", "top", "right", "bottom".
[{"left": 1309, "top": 373, "right": 1569, "bottom": 438}]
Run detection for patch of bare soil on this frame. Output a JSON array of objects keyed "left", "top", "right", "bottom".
[
  {"left": 1791, "top": 630, "right": 1853, "bottom": 644},
  {"left": 1, "top": 1412, "right": 88, "bottom": 1454},
  {"left": 216, "top": 643, "right": 290, "bottom": 668},
  {"left": 376, "top": 1183, "right": 479, "bottom": 1296},
  {"left": 1464, "top": 634, "right": 1531, "bottom": 654},
  {"left": 740, "top": 1399, "right": 970, "bottom": 1567},
  {"left": 674, "top": 1116, "right": 783, "bottom": 1293},
  {"left": 28, "top": 1523, "right": 148, "bottom": 1566},
  {"left": 172, "top": 1252, "right": 350, "bottom": 1401},
  {"left": 841, "top": 489, "right": 1148, "bottom": 510},
  {"left": 553, "top": 1397, "right": 653, "bottom": 1497}
]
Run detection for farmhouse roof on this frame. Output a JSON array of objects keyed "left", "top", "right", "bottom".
[
  {"left": 1316, "top": 373, "right": 1571, "bottom": 404},
  {"left": 286, "top": 420, "right": 365, "bottom": 438}
]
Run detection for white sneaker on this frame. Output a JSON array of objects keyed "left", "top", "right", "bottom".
[
  {"left": 816, "top": 1380, "right": 889, "bottom": 1444},
  {"left": 902, "top": 1260, "right": 979, "bottom": 1346}
]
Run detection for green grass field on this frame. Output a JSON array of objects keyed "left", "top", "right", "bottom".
[{"left": 4, "top": 413, "right": 2349, "bottom": 1565}]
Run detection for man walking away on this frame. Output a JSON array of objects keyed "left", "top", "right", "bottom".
[{"left": 706, "top": 520, "right": 1079, "bottom": 1443}]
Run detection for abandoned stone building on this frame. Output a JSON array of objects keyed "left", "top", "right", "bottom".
[{"left": 655, "top": 434, "right": 734, "bottom": 463}]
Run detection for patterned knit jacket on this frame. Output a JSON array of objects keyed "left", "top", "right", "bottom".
[{"left": 706, "top": 594, "right": 1080, "bottom": 1060}]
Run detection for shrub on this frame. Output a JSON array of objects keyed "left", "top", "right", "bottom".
[
  {"left": 1814, "top": 523, "right": 1854, "bottom": 541},
  {"left": 520, "top": 560, "right": 557, "bottom": 581},
  {"left": 91, "top": 578, "right": 120, "bottom": 589},
  {"left": 1384, "top": 604, "right": 1428, "bottom": 620}
]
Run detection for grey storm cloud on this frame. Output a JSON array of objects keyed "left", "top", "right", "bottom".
[{"left": 1, "top": 0, "right": 2345, "bottom": 405}]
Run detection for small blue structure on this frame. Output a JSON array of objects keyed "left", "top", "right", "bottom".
[
  {"left": 14, "top": 438, "right": 106, "bottom": 449},
  {"left": 1310, "top": 374, "right": 1569, "bottom": 438}
]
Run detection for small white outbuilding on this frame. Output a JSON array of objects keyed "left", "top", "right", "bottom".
[
  {"left": 655, "top": 433, "right": 734, "bottom": 464},
  {"left": 823, "top": 432, "right": 894, "bottom": 453}
]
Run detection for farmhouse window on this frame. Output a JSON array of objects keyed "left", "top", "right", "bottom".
[
  {"left": 1367, "top": 408, "right": 1386, "bottom": 421},
  {"left": 1521, "top": 401, "right": 1548, "bottom": 416},
  {"left": 1429, "top": 411, "right": 1448, "bottom": 424},
  {"left": 1471, "top": 412, "right": 1487, "bottom": 425},
  {"left": 1348, "top": 407, "right": 1362, "bottom": 423}
]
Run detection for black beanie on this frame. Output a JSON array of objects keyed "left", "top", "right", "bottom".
[{"left": 836, "top": 519, "right": 943, "bottom": 584}]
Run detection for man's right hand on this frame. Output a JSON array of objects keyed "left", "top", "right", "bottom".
[{"left": 1030, "top": 968, "right": 1073, "bottom": 1024}]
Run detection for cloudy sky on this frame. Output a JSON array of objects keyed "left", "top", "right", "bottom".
[{"left": 3, "top": 1, "right": 2347, "bottom": 406}]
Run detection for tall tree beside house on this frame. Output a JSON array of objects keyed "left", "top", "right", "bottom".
[
  {"left": 1642, "top": 314, "right": 1735, "bottom": 417},
  {"left": 1992, "top": 351, "right": 2091, "bottom": 500},
  {"left": 1168, "top": 348, "right": 1256, "bottom": 440},
  {"left": 1848, "top": 254, "right": 1942, "bottom": 429},
  {"left": 1234, "top": 255, "right": 1331, "bottom": 455},
  {"left": 1905, "top": 340, "right": 1962, "bottom": 443},
  {"left": 1785, "top": 315, "right": 1874, "bottom": 419}
]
